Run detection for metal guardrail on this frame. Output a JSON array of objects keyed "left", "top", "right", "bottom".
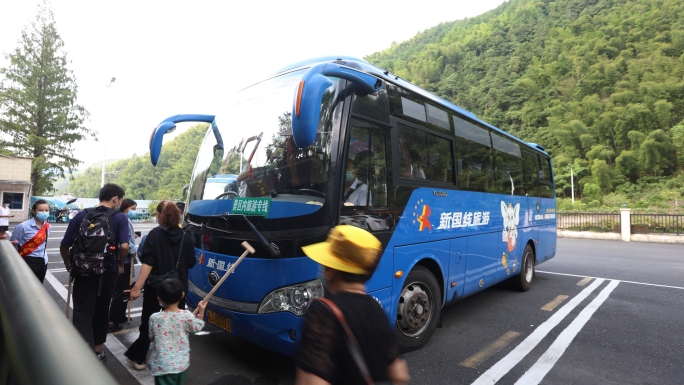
[
  {"left": 557, "top": 213, "right": 621, "bottom": 233},
  {"left": 0, "top": 241, "right": 118, "bottom": 385},
  {"left": 630, "top": 214, "right": 684, "bottom": 235}
]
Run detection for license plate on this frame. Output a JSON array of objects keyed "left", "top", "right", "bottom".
[{"left": 206, "top": 309, "right": 231, "bottom": 333}]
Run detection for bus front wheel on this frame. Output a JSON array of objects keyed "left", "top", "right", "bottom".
[
  {"left": 394, "top": 266, "right": 441, "bottom": 352},
  {"left": 511, "top": 244, "right": 535, "bottom": 292}
]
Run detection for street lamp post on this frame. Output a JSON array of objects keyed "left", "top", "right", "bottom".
[{"left": 101, "top": 77, "right": 116, "bottom": 188}]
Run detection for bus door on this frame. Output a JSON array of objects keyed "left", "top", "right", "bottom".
[
  {"left": 340, "top": 118, "right": 393, "bottom": 291},
  {"left": 522, "top": 151, "right": 540, "bottom": 257}
]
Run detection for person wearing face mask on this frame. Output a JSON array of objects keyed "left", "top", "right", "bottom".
[
  {"left": 343, "top": 156, "right": 371, "bottom": 207},
  {"left": 108, "top": 198, "right": 139, "bottom": 332},
  {"left": 9, "top": 199, "right": 51, "bottom": 282},
  {"left": 59, "top": 183, "right": 130, "bottom": 362},
  {"left": 0, "top": 199, "right": 14, "bottom": 239}
]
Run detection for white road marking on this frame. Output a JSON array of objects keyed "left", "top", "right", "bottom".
[
  {"left": 44, "top": 271, "right": 150, "bottom": 385},
  {"left": 514, "top": 280, "right": 620, "bottom": 384},
  {"left": 105, "top": 334, "right": 154, "bottom": 385},
  {"left": 470, "top": 278, "right": 605, "bottom": 385},
  {"left": 44, "top": 271, "right": 71, "bottom": 309},
  {"left": 537, "top": 270, "right": 684, "bottom": 290}
]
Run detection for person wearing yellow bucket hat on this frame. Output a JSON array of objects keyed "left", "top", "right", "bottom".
[{"left": 295, "top": 225, "right": 410, "bottom": 385}]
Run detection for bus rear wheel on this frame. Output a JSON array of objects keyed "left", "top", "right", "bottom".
[
  {"left": 511, "top": 244, "right": 535, "bottom": 292},
  {"left": 394, "top": 266, "right": 441, "bottom": 352}
]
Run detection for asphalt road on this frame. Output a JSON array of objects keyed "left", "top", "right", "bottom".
[{"left": 14, "top": 224, "right": 684, "bottom": 385}]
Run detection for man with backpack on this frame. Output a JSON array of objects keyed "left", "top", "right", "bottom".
[{"left": 59, "top": 183, "right": 130, "bottom": 362}]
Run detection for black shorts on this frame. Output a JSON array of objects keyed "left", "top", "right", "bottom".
[{"left": 0, "top": 226, "right": 8, "bottom": 231}]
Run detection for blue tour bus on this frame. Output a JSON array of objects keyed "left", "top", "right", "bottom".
[{"left": 148, "top": 56, "right": 557, "bottom": 356}]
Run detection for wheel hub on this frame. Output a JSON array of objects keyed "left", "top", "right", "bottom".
[
  {"left": 524, "top": 252, "right": 534, "bottom": 282},
  {"left": 397, "top": 283, "right": 432, "bottom": 337}
]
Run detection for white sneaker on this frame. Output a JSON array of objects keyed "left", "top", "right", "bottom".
[{"left": 126, "top": 356, "right": 146, "bottom": 370}]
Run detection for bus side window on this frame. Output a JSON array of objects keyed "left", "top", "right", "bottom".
[
  {"left": 491, "top": 133, "right": 523, "bottom": 196},
  {"left": 369, "top": 133, "right": 388, "bottom": 207},
  {"left": 342, "top": 119, "right": 389, "bottom": 210},
  {"left": 539, "top": 155, "right": 554, "bottom": 198},
  {"left": 522, "top": 152, "right": 539, "bottom": 196},
  {"left": 397, "top": 123, "right": 428, "bottom": 180},
  {"left": 453, "top": 116, "right": 492, "bottom": 192},
  {"left": 397, "top": 122, "right": 453, "bottom": 184}
]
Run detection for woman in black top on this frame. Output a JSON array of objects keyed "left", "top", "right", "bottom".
[
  {"left": 124, "top": 201, "right": 196, "bottom": 370},
  {"left": 295, "top": 225, "right": 410, "bottom": 385}
]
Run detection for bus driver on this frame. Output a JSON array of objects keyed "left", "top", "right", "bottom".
[{"left": 343, "top": 156, "right": 370, "bottom": 207}]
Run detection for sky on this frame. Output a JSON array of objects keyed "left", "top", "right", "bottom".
[{"left": 0, "top": 0, "right": 507, "bottom": 171}]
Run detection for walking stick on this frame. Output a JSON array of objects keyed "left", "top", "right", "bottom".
[
  {"left": 127, "top": 259, "right": 134, "bottom": 324},
  {"left": 65, "top": 275, "right": 74, "bottom": 318},
  {"left": 193, "top": 241, "right": 255, "bottom": 315}
]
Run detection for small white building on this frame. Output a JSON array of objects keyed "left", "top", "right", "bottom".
[{"left": 0, "top": 154, "right": 33, "bottom": 222}]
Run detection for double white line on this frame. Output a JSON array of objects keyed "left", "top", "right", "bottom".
[{"left": 472, "top": 278, "right": 619, "bottom": 385}]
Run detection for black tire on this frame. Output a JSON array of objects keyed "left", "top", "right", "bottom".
[
  {"left": 394, "top": 265, "right": 441, "bottom": 352},
  {"left": 511, "top": 244, "right": 535, "bottom": 292}
]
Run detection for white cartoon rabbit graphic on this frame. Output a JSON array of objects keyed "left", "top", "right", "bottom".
[{"left": 501, "top": 201, "right": 520, "bottom": 252}]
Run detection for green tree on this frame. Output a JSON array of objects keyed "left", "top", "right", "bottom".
[
  {"left": 672, "top": 119, "right": 684, "bottom": 166},
  {"left": 639, "top": 129, "right": 674, "bottom": 177},
  {"left": 615, "top": 150, "right": 639, "bottom": 184},
  {"left": 583, "top": 182, "right": 601, "bottom": 202},
  {"left": 0, "top": 2, "right": 90, "bottom": 194},
  {"left": 591, "top": 159, "right": 613, "bottom": 193}
]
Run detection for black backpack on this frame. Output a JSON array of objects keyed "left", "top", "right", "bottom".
[{"left": 70, "top": 207, "right": 117, "bottom": 276}]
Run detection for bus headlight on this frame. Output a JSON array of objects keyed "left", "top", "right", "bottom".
[{"left": 258, "top": 280, "right": 324, "bottom": 316}]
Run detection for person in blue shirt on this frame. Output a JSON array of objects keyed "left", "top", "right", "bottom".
[
  {"left": 108, "top": 198, "right": 139, "bottom": 332},
  {"left": 10, "top": 199, "right": 51, "bottom": 283},
  {"left": 59, "top": 183, "right": 130, "bottom": 362}
]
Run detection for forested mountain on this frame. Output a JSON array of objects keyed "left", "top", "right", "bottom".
[
  {"left": 68, "top": 124, "right": 206, "bottom": 200},
  {"left": 367, "top": 0, "right": 684, "bottom": 202}
]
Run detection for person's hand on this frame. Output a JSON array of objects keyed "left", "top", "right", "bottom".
[
  {"left": 134, "top": 234, "right": 139, "bottom": 239},
  {"left": 10, "top": 240, "right": 18, "bottom": 245},
  {"left": 126, "top": 284, "right": 142, "bottom": 301},
  {"left": 118, "top": 265, "right": 124, "bottom": 275},
  {"left": 387, "top": 358, "right": 410, "bottom": 385},
  {"left": 196, "top": 300, "right": 207, "bottom": 316},
  {"left": 9, "top": 214, "right": 14, "bottom": 218},
  {"left": 64, "top": 261, "right": 71, "bottom": 272}
]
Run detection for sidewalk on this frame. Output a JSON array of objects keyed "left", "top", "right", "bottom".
[{"left": 558, "top": 230, "right": 684, "bottom": 244}]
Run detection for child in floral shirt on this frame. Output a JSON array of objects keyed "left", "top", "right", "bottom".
[{"left": 148, "top": 278, "right": 207, "bottom": 385}]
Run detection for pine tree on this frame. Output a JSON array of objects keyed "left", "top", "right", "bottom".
[{"left": 0, "top": 2, "right": 91, "bottom": 195}]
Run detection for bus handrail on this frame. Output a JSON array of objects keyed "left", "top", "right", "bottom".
[{"left": 0, "top": 241, "right": 118, "bottom": 385}]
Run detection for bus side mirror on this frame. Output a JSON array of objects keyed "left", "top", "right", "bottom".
[
  {"left": 291, "top": 63, "right": 382, "bottom": 148},
  {"left": 149, "top": 121, "right": 177, "bottom": 166},
  {"left": 149, "top": 114, "right": 217, "bottom": 166}
]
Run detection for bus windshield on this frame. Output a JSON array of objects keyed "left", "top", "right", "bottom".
[{"left": 187, "top": 69, "right": 337, "bottom": 208}]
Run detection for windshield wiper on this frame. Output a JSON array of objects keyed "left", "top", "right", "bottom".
[
  {"left": 185, "top": 213, "right": 281, "bottom": 258},
  {"left": 184, "top": 219, "right": 234, "bottom": 237}
]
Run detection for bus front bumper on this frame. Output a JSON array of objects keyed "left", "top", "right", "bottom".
[{"left": 186, "top": 286, "right": 303, "bottom": 357}]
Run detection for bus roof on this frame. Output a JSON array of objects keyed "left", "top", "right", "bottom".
[{"left": 272, "top": 56, "right": 549, "bottom": 156}]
